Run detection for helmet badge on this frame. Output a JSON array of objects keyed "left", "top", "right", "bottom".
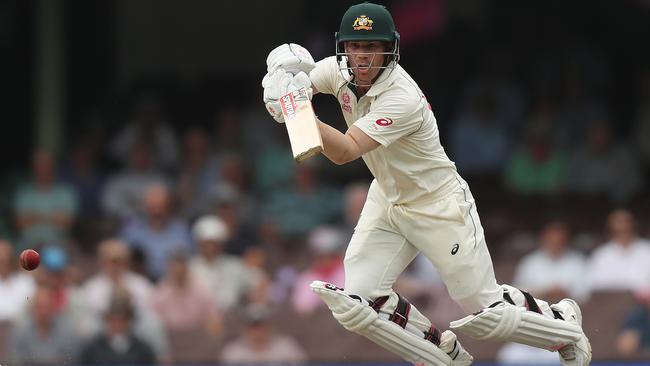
[{"left": 352, "top": 15, "right": 374, "bottom": 31}]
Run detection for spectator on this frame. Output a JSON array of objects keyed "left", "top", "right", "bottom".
[
  {"left": 10, "top": 286, "right": 78, "bottom": 365},
  {"left": 13, "top": 148, "right": 79, "bottom": 249},
  {"left": 110, "top": 95, "right": 179, "bottom": 171},
  {"left": 0, "top": 240, "right": 36, "bottom": 321},
  {"left": 211, "top": 183, "right": 259, "bottom": 256},
  {"left": 102, "top": 140, "right": 168, "bottom": 220},
  {"left": 291, "top": 226, "right": 346, "bottom": 315},
  {"left": 152, "top": 251, "right": 221, "bottom": 333},
  {"left": 177, "top": 126, "right": 220, "bottom": 220},
  {"left": 504, "top": 104, "right": 567, "bottom": 195},
  {"left": 616, "top": 292, "right": 650, "bottom": 357},
  {"left": 497, "top": 342, "right": 560, "bottom": 365},
  {"left": 586, "top": 209, "right": 650, "bottom": 292},
  {"left": 342, "top": 182, "right": 370, "bottom": 235},
  {"left": 79, "top": 293, "right": 156, "bottom": 365},
  {"left": 263, "top": 161, "right": 342, "bottom": 238},
  {"left": 36, "top": 245, "right": 96, "bottom": 337},
  {"left": 82, "top": 239, "right": 153, "bottom": 315},
  {"left": 189, "top": 215, "right": 265, "bottom": 311},
  {"left": 120, "top": 183, "right": 192, "bottom": 279},
  {"left": 253, "top": 133, "right": 294, "bottom": 195},
  {"left": 498, "top": 222, "right": 588, "bottom": 365},
  {"left": 81, "top": 239, "right": 170, "bottom": 361},
  {"left": 566, "top": 121, "right": 643, "bottom": 203},
  {"left": 449, "top": 91, "right": 511, "bottom": 175},
  {"left": 61, "top": 134, "right": 106, "bottom": 218},
  {"left": 513, "top": 222, "right": 589, "bottom": 303},
  {"left": 220, "top": 305, "right": 307, "bottom": 364}
]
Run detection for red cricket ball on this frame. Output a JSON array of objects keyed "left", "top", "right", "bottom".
[{"left": 19, "top": 249, "right": 40, "bottom": 271}]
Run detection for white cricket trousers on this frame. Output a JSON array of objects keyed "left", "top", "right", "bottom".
[{"left": 344, "top": 176, "right": 503, "bottom": 313}]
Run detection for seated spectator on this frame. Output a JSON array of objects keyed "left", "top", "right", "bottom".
[
  {"left": 110, "top": 95, "right": 179, "bottom": 171},
  {"left": 176, "top": 126, "right": 220, "bottom": 220},
  {"left": 449, "top": 91, "right": 511, "bottom": 175},
  {"left": 513, "top": 222, "right": 589, "bottom": 303},
  {"left": 566, "top": 121, "right": 643, "bottom": 203},
  {"left": 263, "top": 161, "right": 342, "bottom": 238},
  {"left": 189, "top": 215, "right": 266, "bottom": 311},
  {"left": 81, "top": 239, "right": 170, "bottom": 360},
  {"left": 61, "top": 134, "right": 105, "bottom": 218},
  {"left": 79, "top": 292, "right": 156, "bottom": 365},
  {"left": 120, "top": 183, "right": 192, "bottom": 279},
  {"left": 504, "top": 110, "right": 567, "bottom": 195},
  {"left": 0, "top": 240, "right": 36, "bottom": 321},
  {"left": 10, "top": 286, "right": 78, "bottom": 365},
  {"left": 586, "top": 209, "right": 650, "bottom": 292},
  {"left": 616, "top": 293, "right": 650, "bottom": 357},
  {"left": 211, "top": 183, "right": 260, "bottom": 256},
  {"left": 498, "top": 222, "right": 588, "bottom": 364},
  {"left": 13, "top": 148, "right": 79, "bottom": 249},
  {"left": 102, "top": 140, "right": 168, "bottom": 220},
  {"left": 83, "top": 239, "right": 154, "bottom": 314},
  {"left": 36, "top": 245, "right": 96, "bottom": 337},
  {"left": 497, "top": 342, "right": 560, "bottom": 365},
  {"left": 342, "top": 182, "right": 370, "bottom": 235},
  {"left": 152, "top": 251, "right": 221, "bottom": 333},
  {"left": 220, "top": 305, "right": 307, "bottom": 364},
  {"left": 292, "top": 226, "right": 346, "bottom": 315}
]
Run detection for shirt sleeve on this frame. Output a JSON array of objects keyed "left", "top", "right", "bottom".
[
  {"left": 309, "top": 56, "right": 340, "bottom": 96},
  {"left": 353, "top": 91, "right": 422, "bottom": 146}
]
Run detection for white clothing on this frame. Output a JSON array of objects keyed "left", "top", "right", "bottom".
[
  {"left": 82, "top": 272, "right": 154, "bottom": 314},
  {"left": 586, "top": 238, "right": 650, "bottom": 292},
  {"left": 514, "top": 249, "right": 589, "bottom": 302},
  {"left": 345, "top": 179, "right": 502, "bottom": 313},
  {"left": 497, "top": 342, "right": 561, "bottom": 365},
  {"left": 310, "top": 56, "right": 457, "bottom": 204},
  {"left": 189, "top": 255, "right": 262, "bottom": 310},
  {"left": 0, "top": 273, "right": 35, "bottom": 321},
  {"left": 310, "top": 57, "right": 502, "bottom": 312}
]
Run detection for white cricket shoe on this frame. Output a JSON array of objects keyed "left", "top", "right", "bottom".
[
  {"left": 440, "top": 330, "right": 473, "bottom": 366},
  {"left": 551, "top": 299, "right": 592, "bottom": 366}
]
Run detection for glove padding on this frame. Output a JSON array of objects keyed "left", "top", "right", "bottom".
[
  {"left": 267, "top": 43, "right": 316, "bottom": 75},
  {"left": 262, "top": 70, "right": 312, "bottom": 123}
]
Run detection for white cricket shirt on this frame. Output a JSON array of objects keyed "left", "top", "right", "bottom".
[{"left": 310, "top": 56, "right": 458, "bottom": 204}]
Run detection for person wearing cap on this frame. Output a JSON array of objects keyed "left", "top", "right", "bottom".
[
  {"left": 81, "top": 239, "right": 171, "bottom": 361},
  {"left": 78, "top": 294, "right": 156, "bottom": 365},
  {"left": 261, "top": 3, "right": 590, "bottom": 366},
  {"left": 37, "top": 245, "right": 97, "bottom": 337},
  {"left": 189, "top": 215, "right": 266, "bottom": 311}
]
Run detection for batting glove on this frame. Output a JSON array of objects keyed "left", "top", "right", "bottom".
[
  {"left": 267, "top": 43, "right": 316, "bottom": 75},
  {"left": 262, "top": 70, "right": 313, "bottom": 123}
]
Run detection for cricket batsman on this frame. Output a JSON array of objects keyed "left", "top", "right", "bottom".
[{"left": 261, "top": 3, "right": 591, "bottom": 366}]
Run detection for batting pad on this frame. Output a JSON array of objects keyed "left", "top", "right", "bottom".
[
  {"left": 449, "top": 302, "right": 582, "bottom": 350},
  {"left": 311, "top": 281, "right": 453, "bottom": 366}
]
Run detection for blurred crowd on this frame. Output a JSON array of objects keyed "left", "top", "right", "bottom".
[{"left": 1, "top": 42, "right": 650, "bottom": 366}]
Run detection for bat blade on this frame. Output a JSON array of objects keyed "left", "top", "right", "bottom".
[{"left": 280, "top": 88, "right": 323, "bottom": 162}]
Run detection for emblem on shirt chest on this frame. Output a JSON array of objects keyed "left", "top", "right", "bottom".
[{"left": 341, "top": 92, "right": 352, "bottom": 113}]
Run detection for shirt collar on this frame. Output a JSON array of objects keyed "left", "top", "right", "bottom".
[{"left": 365, "top": 64, "right": 399, "bottom": 97}]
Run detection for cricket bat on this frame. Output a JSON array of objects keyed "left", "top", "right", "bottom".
[{"left": 280, "top": 87, "right": 323, "bottom": 162}]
